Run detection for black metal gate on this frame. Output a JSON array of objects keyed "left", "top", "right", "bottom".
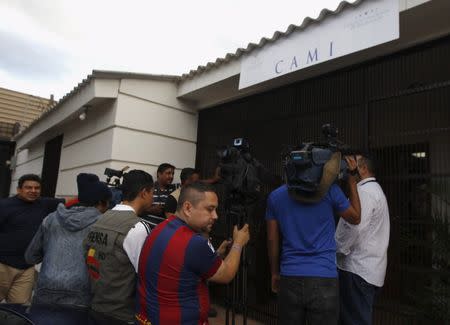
[
  {"left": 41, "top": 135, "right": 63, "bottom": 197},
  {"left": 368, "top": 82, "right": 450, "bottom": 324},
  {"left": 197, "top": 36, "right": 450, "bottom": 324}
]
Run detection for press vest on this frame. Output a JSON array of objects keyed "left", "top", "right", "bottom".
[{"left": 84, "top": 209, "right": 139, "bottom": 322}]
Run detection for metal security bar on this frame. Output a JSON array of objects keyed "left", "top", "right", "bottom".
[{"left": 199, "top": 36, "right": 450, "bottom": 324}]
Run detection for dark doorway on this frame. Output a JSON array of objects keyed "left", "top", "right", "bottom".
[
  {"left": 41, "top": 135, "right": 63, "bottom": 197},
  {"left": 0, "top": 140, "right": 15, "bottom": 197}
]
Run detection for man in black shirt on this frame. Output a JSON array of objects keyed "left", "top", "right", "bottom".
[
  {"left": 144, "top": 163, "right": 176, "bottom": 226},
  {"left": 164, "top": 167, "right": 200, "bottom": 218},
  {"left": 0, "top": 174, "right": 64, "bottom": 303}
]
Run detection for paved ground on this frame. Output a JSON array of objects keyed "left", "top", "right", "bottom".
[{"left": 208, "top": 304, "right": 264, "bottom": 325}]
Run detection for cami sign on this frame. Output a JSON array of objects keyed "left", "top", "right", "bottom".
[{"left": 239, "top": 0, "right": 399, "bottom": 89}]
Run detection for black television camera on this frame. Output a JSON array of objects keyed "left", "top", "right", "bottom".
[
  {"left": 283, "top": 124, "right": 355, "bottom": 201},
  {"left": 217, "top": 138, "right": 275, "bottom": 325},
  {"left": 217, "top": 138, "right": 263, "bottom": 205},
  {"left": 104, "top": 166, "right": 129, "bottom": 208}
]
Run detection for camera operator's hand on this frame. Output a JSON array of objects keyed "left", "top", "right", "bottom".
[
  {"left": 216, "top": 239, "right": 232, "bottom": 258},
  {"left": 233, "top": 224, "right": 250, "bottom": 247},
  {"left": 209, "top": 224, "right": 250, "bottom": 284},
  {"left": 345, "top": 156, "right": 358, "bottom": 180},
  {"left": 339, "top": 155, "right": 361, "bottom": 225}
]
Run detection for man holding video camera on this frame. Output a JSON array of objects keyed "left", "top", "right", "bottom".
[{"left": 266, "top": 151, "right": 361, "bottom": 325}]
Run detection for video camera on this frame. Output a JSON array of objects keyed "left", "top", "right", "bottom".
[
  {"left": 217, "top": 138, "right": 263, "bottom": 204},
  {"left": 217, "top": 138, "right": 266, "bottom": 325},
  {"left": 284, "top": 124, "right": 355, "bottom": 198},
  {"left": 104, "top": 166, "right": 129, "bottom": 208}
]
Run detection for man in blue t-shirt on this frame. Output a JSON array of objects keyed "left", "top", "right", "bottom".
[{"left": 266, "top": 156, "right": 361, "bottom": 325}]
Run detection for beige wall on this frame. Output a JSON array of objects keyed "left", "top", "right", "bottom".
[
  {"left": 10, "top": 145, "right": 46, "bottom": 191},
  {"left": 119, "top": 78, "right": 193, "bottom": 113},
  {"left": 399, "top": 0, "right": 431, "bottom": 10},
  {"left": 10, "top": 99, "right": 118, "bottom": 197},
  {"left": 114, "top": 94, "right": 197, "bottom": 141},
  {"left": 10, "top": 76, "right": 198, "bottom": 197},
  {"left": 114, "top": 78, "right": 198, "bottom": 181},
  {"left": 56, "top": 100, "right": 118, "bottom": 196}
]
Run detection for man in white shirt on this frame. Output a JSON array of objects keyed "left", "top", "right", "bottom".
[{"left": 335, "top": 154, "right": 390, "bottom": 325}]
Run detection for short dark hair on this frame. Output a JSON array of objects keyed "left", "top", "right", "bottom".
[
  {"left": 18, "top": 174, "right": 42, "bottom": 188},
  {"left": 157, "top": 163, "right": 175, "bottom": 175},
  {"left": 180, "top": 168, "right": 199, "bottom": 183},
  {"left": 177, "top": 182, "right": 216, "bottom": 211},
  {"left": 76, "top": 173, "right": 112, "bottom": 206},
  {"left": 358, "top": 154, "right": 376, "bottom": 175},
  {"left": 121, "top": 170, "right": 154, "bottom": 201}
]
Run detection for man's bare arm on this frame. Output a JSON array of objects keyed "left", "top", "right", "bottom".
[
  {"left": 339, "top": 157, "right": 361, "bottom": 225},
  {"left": 209, "top": 224, "right": 249, "bottom": 284},
  {"left": 267, "top": 219, "right": 280, "bottom": 292}
]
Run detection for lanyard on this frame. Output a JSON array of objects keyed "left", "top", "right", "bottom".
[{"left": 361, "top": 179, "right": 377, "bottom": 186}]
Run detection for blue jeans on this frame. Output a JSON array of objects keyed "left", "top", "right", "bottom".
[
  {"left": 279, "top": 276, "right": 339, "bottom": 325},
  {"left": 338, "top": 269, "right": 380, "bottom": 325},
  {"left": 29, "top": 304, "right": 94, "bottom": 325}
]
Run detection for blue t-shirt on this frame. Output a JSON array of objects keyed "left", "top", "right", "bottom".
[{"left": 266, "top": 184, "right": 350, "bottom": 278}]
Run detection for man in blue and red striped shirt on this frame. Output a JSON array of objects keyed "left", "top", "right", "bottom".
[{"left": 136, "top": 182, "right": 250, "bottom": 325}]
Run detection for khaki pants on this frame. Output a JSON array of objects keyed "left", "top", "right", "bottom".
[{"left": 0, "top": 263, "right": 34, "bottom": 303}]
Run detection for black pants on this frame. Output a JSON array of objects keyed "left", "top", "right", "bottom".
[
  {"left": 279, "top": 276, "right": 339, "bottom": 325},
  {"left": 338, "top": 270, "right": 380, "bottom": 325}
]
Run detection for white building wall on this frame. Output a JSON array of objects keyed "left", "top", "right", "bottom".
[
  {"left": 10, "top": 145, "right": 45, "bottom": 191},
  {"left": 114, "top": 79, "right": 198, "bottom": 181},
  {"left": 10, "top": 99, "right": 118, "bottom": 198},
  {"left": 56, "top": 100, "right": 117, "bottom": 197},
  {"left": 399, "top": 0, "right": 431, "bottom": 10},
  {"left": 9, "top": 76, "right": 198, "bottom": 197}
]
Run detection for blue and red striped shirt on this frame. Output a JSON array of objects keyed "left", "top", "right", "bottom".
[{"left": 136, "top": 215, "right": 222, "bottom": 325}]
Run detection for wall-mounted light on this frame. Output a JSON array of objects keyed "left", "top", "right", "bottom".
[{"left": 79, "top": 105, "right": 90, "bottom": 121}]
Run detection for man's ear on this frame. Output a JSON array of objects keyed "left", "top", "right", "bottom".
[
  {"left": 138, "top": 188, "right": 147, "bottom": 200},
  {"left": 357, "top": 162, "right": 366, "bottom": 173},
  {"left": 145, "top": 188, "right": 154, "bottom": 204},
  {"left": 183, "top": 201, "right": 192, "bottom": 217}
]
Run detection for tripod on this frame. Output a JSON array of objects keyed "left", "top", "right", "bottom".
[{"left": 225, "top": 201, "right": 249, "bottom": 325}]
